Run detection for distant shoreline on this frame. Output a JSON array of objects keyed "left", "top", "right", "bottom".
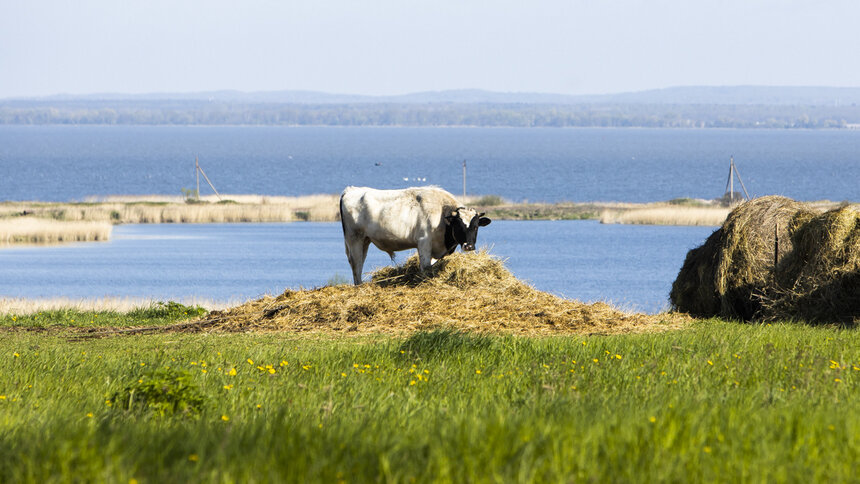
[
  {"left": 1, "top": 194, "right": 847, "bottom": 247},
  {"left": 0, "top": 194, "right": 844, "bottom": 248}
]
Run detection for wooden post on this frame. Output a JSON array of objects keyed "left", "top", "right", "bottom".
[
  {"left": 462, "top": 160, "right": 467, "bottom": 199},
  {"left": 774, "top": 223, "right": 779, "bottom": 272}
]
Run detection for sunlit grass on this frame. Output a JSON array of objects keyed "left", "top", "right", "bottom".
[{"left": 0, "top": 312, "right": 857, "bottom": 483}]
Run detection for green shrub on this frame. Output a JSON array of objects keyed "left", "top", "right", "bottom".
[
  {"left": 128, "top": 301, "right": 206, "bottom": 320},
  {"left": 472, "top": 195, "right": 506, "bottom": 206},
  {"left": 112, "top": 368, "right": 205, "bottom": 417}
]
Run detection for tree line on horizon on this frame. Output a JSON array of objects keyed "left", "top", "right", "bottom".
[{"left": 0, "top": 101, "right": 857, "bottom": 128}]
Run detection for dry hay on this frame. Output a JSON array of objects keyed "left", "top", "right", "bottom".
[
  {"left": 189, "top": 251, "right": 689, "bottom": 336},
  {"left": 670, "top": 195, "right": 860, "bottom": 324}
]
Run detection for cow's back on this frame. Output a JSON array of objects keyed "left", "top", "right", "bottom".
[{"left": 340, "top": 186, "right": 459, "bottom": 246}]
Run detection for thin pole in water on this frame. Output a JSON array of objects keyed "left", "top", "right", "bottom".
[
  {"left": 462, "top": 160, "right": 467, "bottom": 199},
  {"left": 729, "top": 155, "right": 734, "bottom": 203},
  {"left": 195, "top": 155, "right": 201, "bottom": 200}
]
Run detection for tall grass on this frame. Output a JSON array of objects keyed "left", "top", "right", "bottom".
[
  {"left": 601, "top": 206, "right": 731, "bottom": 226},
  {"left": 0, "top": 218, "right": 112, "bottom": 245},
  {"left": 0, "top": 316, "right": 857, "bottom": 483}
]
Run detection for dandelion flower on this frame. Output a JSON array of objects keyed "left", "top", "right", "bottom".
[{"left": 221, "top": 415, "right": 230, "bottom": 421}]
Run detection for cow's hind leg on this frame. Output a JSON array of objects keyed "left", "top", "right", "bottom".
[{"left": 345, "top": 236, "right": 371, "bottom": 285}]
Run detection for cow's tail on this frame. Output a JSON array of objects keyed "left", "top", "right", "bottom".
[{"left": 338, "top": 189, "right": 347, "bottom": 237}]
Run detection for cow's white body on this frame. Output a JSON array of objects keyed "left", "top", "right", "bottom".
[{"left": 339, "top": 186, "right": 466, "bottom": 285}]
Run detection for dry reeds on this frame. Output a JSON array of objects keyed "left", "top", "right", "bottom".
[
  {"left": 600, "top": 206, "right": 730, "bottom": 226},
  {"left": 1, "top": 194, "right": 342, "bottom": 224},
  {"left": 0, "top": 218, "right": 112, "bottom": 246},
  {"left": 670, "top": 196, "right": 860, "bottom": 324},
  {"left": 189, "top": 251, "right": 690, "bottom": 336}
]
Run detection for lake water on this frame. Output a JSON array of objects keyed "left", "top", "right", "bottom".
[
  {"left": 0, "top": 221, "right": 714, "bottom": 313},
  {"left": 1, "top": 126, "right": 854, "bottom": 311},
  {"left": 1, "top": 126, "right": 858, "bottom": 203}
]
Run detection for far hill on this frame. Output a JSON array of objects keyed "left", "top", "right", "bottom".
[
  {"left": 2, "top": 86, "right": 859, "bottom": 128},
  {"left": 13, "top": 86, "right": 860, "bottom": 106}
]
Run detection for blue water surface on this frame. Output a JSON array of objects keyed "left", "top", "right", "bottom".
[
  {"left": 0, "top": 221, "right": 714, "bottom": 313},
  {"left": 1, "top": 126, "right": 858, "bottom": 203}
]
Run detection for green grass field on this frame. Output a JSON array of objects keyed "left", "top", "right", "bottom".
[{"left": 1, "top": 307, "right": 858, "bottom": 483}]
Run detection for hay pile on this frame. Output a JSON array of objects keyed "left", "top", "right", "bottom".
[
  {"left": 670, "top": 195, "right": 860, "bottom": 324},
  {"left": 192, "top": 251, "right": 689, "bottom": 336}
]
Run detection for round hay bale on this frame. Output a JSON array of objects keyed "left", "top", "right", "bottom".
[
  {"left": 763, "top": 204, "right": 860, "bottom": 324},
  {"left": 670, "top": 196, "right": 815, "bottom": 320}
]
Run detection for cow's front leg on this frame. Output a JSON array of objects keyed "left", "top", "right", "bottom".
[{"left": 416, "top": 237, "right": 433, "bottom": 272}]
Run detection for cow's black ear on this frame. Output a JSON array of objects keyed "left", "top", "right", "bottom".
[
  {"left": 478, "top": 217, "right": 491, "bottom": 227},
  {"left": 445, "top": 214, "right": 456, "bottom": 225}
]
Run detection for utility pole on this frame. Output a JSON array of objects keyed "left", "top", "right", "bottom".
[
  {"left": 729, "top": 156, "right": 734, "bottom": 203},
  {"left": 195, "top": 155, "right": 201, "bottom": 200},
  {"left": 462, "top": 160, "right": 467, "bottom": 199},
  {"left": 724, "top": 155, "right": 751, "bottom": 204}
]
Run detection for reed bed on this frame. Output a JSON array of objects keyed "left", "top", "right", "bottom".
[
  {"left": 2, "top": 194, "right": 342, "bottom": 224},
  {"left": 0, "top": 218, "right": 112, "bottom": 246},
  {"left": 600, "top": 205, "right": 731, "bottom": 226}
]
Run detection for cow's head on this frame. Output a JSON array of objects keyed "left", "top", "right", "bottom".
[{"left": 445, "top": 207, "right": 492, "bottom": 252}]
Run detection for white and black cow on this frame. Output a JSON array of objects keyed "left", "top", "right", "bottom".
[{"left": 339, "top": 186, "right": 492, "bottom": 285}]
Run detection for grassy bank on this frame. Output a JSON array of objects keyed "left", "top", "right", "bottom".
[{"left": 0, "top": 307, "right": 857, "bottom": 483}]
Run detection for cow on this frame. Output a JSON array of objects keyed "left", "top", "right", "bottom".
[{"left": 339, "top": 186, "right": 492, "bottom": 285}]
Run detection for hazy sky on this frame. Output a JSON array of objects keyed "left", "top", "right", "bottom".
[{"left": 2, "top": 0, "right": 859, "bottom": 98}]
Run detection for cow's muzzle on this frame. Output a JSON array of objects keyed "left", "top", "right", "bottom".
[{"left": 462, "top": 243, "right": 475, "bottom": 251}]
